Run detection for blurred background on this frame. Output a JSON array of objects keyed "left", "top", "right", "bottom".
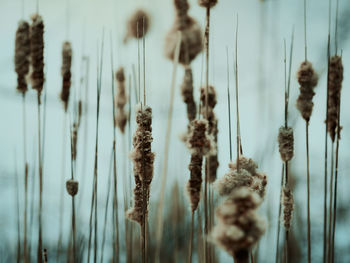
[{"left": 1, "top": 0, "right": 350, "bottom": 262}]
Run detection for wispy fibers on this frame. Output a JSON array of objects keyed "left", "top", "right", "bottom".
[
  {"left": 127, "top": 105, "right": 155, "bottom": 263},
  {"left": 30, "top": 13, "right": 45, "bottom": 263},
  {"left": 14, "top": 19, "right": 30, "bottom": 262}
]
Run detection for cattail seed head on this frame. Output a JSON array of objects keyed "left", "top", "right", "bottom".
[
  {"left": 283, "top": 186, "right": 294, "bottom": 231},
  {"left": 327, "top": 55, "right": 344, "bottom": 142},
  {"left": 128, "top": 105, "right": 155, "bottom": 224},
  {"left": 14, "top": 20, "right": 30, "bottom": 94},
  {"left": 278, "top": 126, "right": 294, "bottom": 162},
  {"left": 212, "top": 187, "right": 266, "bottom": 256},
  {"left": 124, "top": 9, "right": 150, "bottom": 43},
  {"left": 115, "top": 67, "right": 128, "bottom": 133},
  {"left": 66, "top": 179, "right": 79, "bottom": 196},
  {"left": 60, "top": 41, "right": 72, "bottom": 111},
  {"left": 187, "top": 154, "right": 203, "bottom": 212},
  {"left": 216, "top": 157, "right": 267, "bottom": 199},
  {"left": 296, "top": 61, "right": 318, "bottom": 122},
  {"left": 186, "top": 119, "right": 213, "bottom": 156},
  {"left": 198, "top": 0, "right": 218, "bottom": 8},
  {"left": 181, "top": 66, "right": 197, "bottom": 122},
  {"left": 165, "top": 16, "right": 203, "bottom": 65},
  {"left": 30, "top": 14, "right": 45, "bottom": 102}
]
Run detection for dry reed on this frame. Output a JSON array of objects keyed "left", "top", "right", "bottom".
[
  {"left": 278, "top": 127, "right": 294, "bottom": 162},
  {"left": 282, "top": 187, "right": 294, "bottom": 231},
  {"left": 60, "top": 41, "right": 72, "bottom": 112}
]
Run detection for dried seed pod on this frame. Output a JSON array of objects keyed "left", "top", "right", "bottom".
[
  {"left": 14, "top": 20, "right": 30, "bottom": 94},
  {"left": 278, "top": 126, "right": 294, "bottom": 162},
  {"left": 128, "top": 106, "right": 155, "bottom": 224},
  {"left": 217, "top": 157, "right": 267, "bottom": 199},
  {"left": 72, "top": 123, "right": 78, "bottom": 161},
  {"left": 212, "top": 187, "right": 266, "bottom": 257},
  {"left": 327, "top": 55, "right": 344, "bottom": 142},
  {"left": 198, "top": 0, "right": 218, "bottom": 8},
  {"left": 115, "top": 67, "right": 128, "bottom": 133},
  {"left": 283, "top": 187, "right": 294, "bottom": 231},
  {"left": 181, "top": 66, "right": 197, "bottom": 122},
  {"left": 30, "top": 14, "right": 45, "bottom": 102},
  {"left": 66, "top": 179, "right": 79, "bottom": 196},
  {"left": 201, "top": 85, "right": 219, "bottom": 182},
  {"left": 60, "top": 41, "right": 72, "bottom": 112},
  {"left": 186, "top": 119, "right": 213, "bottom": 156},
  {"left": 124, "top": 9, "right": 150, "bottom": 43},
  {"left": 187, "top": 154, "right": 203, "bottom": 212},
  {"left": 174, "top": 0, "right": 190, "bottom": 25},
  {"left": 165, "top": 16, "right": 203, "bottom": 65},
  {"left": 296, "top": 61, "right": 318, "bottom": 122}
]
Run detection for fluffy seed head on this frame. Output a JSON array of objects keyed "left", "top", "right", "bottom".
[
  {"left": 283, "top": 187, "right": 294, "bottom": 230},
  {"left": 115, "top": 67, "right": 128, "bottom": 133},
  {"left": 296, "top": 61, "right": 318, "bottom": 122},
  {"left": 327, "top": 55, "right": 344, "bottom": 142},
  {"left": 186, "top": 119, "right": 213, "bottom": 156},
  {"left": 14, "top": 20, "right": 30, "bottom": 94},
  {"left": 128, "top": 106, "right": 155, "bottom": 224},
  {"left": 165, "top": 16, "right": 203, "bottom": 65},
  {"left": 187, "top": 154, "right": 203, "bottom": 212},
  {"left": 181, "top": 66, "right": 197, "bottom": 122},
  {"left": 66, "top": 180, "right": 79, "bottom": 196},
  {"left": 124, "top": 9, "right": 150, "bottom": 43},
  {"left": 60, "top": 41, "right": 72, "bottom": 111},
  {"left": 278, "top": 126, "right": 294, "bottom": 162},
  {"left": 30, "top": 13, "right": 45, "bottom": 102},
  {"left": 212, "top": 187, "right": 266, "bottom": 256}
]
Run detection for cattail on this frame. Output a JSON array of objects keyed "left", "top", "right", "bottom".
[
  {"left": 72, "top": 123, "right": 78, "bottom": 161},
  {"left": 201, "top": 85, "right": 219, "bottom": 182},
  {"left": 66, "top": 180, "right": 79, "bottom": 196},
  {"left": 174, "top": 0, "right": 190, "bottom": 24},
  {"left": 124, "top": 9, "right": 150, "bottom": 43},
  {"left": 283, "top": 187, "right": 294, "bottom": 231},
  {"left": 14, "top": 20, "right": 30, "bottom": 94},
  {"left": 30, "top": 14, "right": 45, "bottom": 102},
  {"left": 115, "top": 67, "right": 128, "bottom": 133},
  {"left": 296, "top": 61, "right": 318, "bottom": 122},
  {"left": 42, "top": 248, "right": 48, "bottom": 263},
  {"left": 127, "top": 105, "right": 155, "bottom": 224},
  {"left": 165, "top": 16, "right": 203, "bottom": 65},
  {"left": 186, "top": 119, "right": 213, "bottom": 211},
  {"left": 198, "top": 0, "right": 218, "bottom": 8},
  {"left": 181, "top": 66, "right": 197, "bottom": 122},
  {"left": 60, "top": 41, "right": 72, "bottom": 112},
  {"left": 278, "top": 126, "right": 294, "bottom": 162},
  {"left": 327, "top": 55, "right": 344, "bottom": 142},
  {"left": 215, "top": 157, "right": 267, "bottom": 199},
  {"left": 211, "top": 187, "right": 265, "bottom": 259}
]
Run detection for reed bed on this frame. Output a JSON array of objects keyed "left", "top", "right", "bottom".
[{"left": 5, "top": 1, "right": 350, "bottom": 263}]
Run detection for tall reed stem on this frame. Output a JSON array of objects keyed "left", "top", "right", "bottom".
[
  {"left": 37, "top": 97, "right": 43, "bottom": 263},
  {"left": 327, "top": 143, "right": 334, "bottom": 263},
  {"left": 188, "top": 211, "right": 194, "bottom": 263},
  {"left": 306, "top": 121, "right": 311, "bottom": 263}
]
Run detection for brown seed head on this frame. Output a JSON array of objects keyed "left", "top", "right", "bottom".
[
  {"left": 115, "top": 67, "right": 128, "bottom": 133},
  {"left": 30, "top": 13, "right": 45, "bottom": 102},
  {"left": 212, "top": 187, "right": 265, "bottom": 256},
  {"left": 165, "top": 16, "right": 203, "bottom": 65},
  {"left": 198, "top": 0, "right": 218, "bottom": 8},
  {"left": 296, "top": 61, "right": 318, "bottom": 122},
  {"left": 187, "top": 154, "right": 203, "bottom": 212},
  {"left": 60, "top": 41, "right": 72, "bottom": 111},
  {"left": 283, "top": 186, "right": 294, "bottom": 230},
  {"left": 128, "top": 106, "right": 155, "bottom": 224},
  {"left": 278, "top": 126, "right": 294, "bottom": 162},
  {"left": 181, "top": 66, "right": 197, "bottom": 122},
  {"left": 124, "top": 9, "right": 150, "bottom": 43},
  {"left": 66, "top": 179, "right": 79, "bottom": 196},
  {"left": 15, "top": 20, "right": 30, "bottom": 94},
  {"left": 186, "top": 119, "right": 213, "bottom": 156},
  {"left": 327, "top": 55, "right": 344, "bottom": 142}
]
